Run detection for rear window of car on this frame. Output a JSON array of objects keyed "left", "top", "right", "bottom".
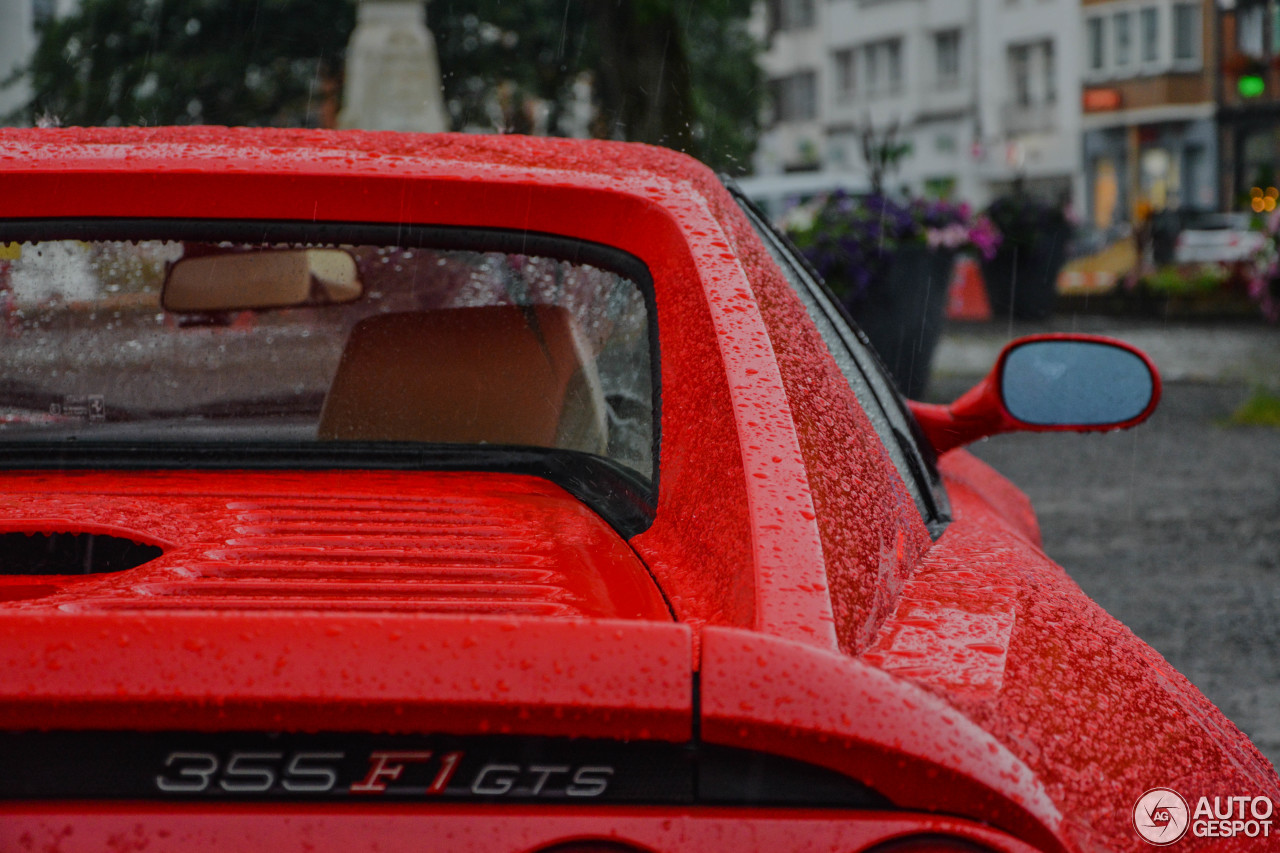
[
  {"left": 0, "top": 223, "right": 656, "bottom": 486},
  {"left": 1183, "top": 214, "right": 1251, "bottom": 231}
]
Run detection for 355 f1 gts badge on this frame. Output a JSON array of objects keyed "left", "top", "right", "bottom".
[{"left": 156, "top": 749, "right": 614, "bottom": 799}]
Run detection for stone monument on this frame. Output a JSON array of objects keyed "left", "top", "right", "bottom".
[{"left": 337, "top": 0, "right": 448, "bottom": 132}]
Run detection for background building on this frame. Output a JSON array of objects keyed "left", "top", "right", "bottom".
[
  {"left": 747, "top": 0, "right": 869, "bottom": 212},
  {"left": 750, "top": 0, "right": 1083, "bottom": 210},
  {"left": 823, "top": 0, "right": 982, "bottom": 201},
  {"left": 1215, "top": 0, "right": 1280, "bottom": 210},
  {"left": 976, "top": 0, "right": 1084, "bottom": 206},
  {"left": 1080, "top": 0, "right": 1217, "bottom": 230}
]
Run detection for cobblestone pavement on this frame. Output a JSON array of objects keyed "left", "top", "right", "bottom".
[{"left": 934, "top": 316, "right": 1280, "bottom": 387}]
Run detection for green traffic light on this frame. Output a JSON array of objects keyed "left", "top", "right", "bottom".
[{"left": 1239, "top": 75, "right": 1266, "bottom": 98}]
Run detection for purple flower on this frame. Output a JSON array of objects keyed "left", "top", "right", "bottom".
[
  {"left": 784, "top": 190, "right": 1000, "bottom": 304},
  {"left": 1246, "top": 212, "right": 1280, "bottom": 323}
]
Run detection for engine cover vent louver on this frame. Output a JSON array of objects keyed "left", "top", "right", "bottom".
[
  {"left": 0, "top": 473, "right": 671, "bottom": 620},
  {"left": 0, "top": 531, "right": 162, "bottom": 576},
  {"left": 121, "top": 497, "right": 587, "bottom": 616}
]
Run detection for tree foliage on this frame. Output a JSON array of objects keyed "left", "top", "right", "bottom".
[
  {"left": 9, "top": 0, "right": 354, "bottom": 127},
  {"left": 10, "top": 0, "right": 762, "bottom": 172},
  {"left": 433, "top": 0, "right": 762, "bottom": 173}
]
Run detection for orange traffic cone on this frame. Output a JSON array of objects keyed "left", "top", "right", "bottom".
[{"left": 946, "top": 257, "right": 992, "bottom": 321}]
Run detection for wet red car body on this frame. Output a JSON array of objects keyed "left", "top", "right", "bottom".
[{"left": 0, "top": 128, "right": 1274, "bottom": 853}]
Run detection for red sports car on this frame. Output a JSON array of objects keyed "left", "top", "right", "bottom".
[{"left": 0, "top": 128, "right": 1274, "bottom": 853}]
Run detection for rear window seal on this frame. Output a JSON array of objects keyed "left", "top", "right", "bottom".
[{"left": 0, "top": 443, "right": 656, "bottom": 539}]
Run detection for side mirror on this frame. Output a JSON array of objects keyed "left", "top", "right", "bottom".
[
  {"left": 163, "top": 248, "right": 362, "bottom": 312},
  {"left": 908, "top": 334, "right": 1161, "bottom": 455}
]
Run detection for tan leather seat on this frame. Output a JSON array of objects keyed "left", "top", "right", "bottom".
[{"left": 318, "top": 305, "right": 608, "bottom": 455}]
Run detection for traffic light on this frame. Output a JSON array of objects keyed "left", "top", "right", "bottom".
[{"left": 1239, "top": 74, "right": 1266, "bottom": 98}]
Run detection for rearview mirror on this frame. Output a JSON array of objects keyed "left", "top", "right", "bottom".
[
  {"left": 163, "top": 249, "right": 362, "bottom": 312},
  {"left": 908, "top": 334, "right": 1161, "bottom": 454}
]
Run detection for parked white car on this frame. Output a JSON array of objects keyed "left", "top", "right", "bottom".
[{"left": 1174, "top": 212, "right": 1266, "bottom": 265}]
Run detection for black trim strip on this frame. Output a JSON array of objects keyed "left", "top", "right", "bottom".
[
  {"left": 723, "top": 183, "right": 952, "bottom": 537},
  {"left": 0, "top": 443, "right": 655, "bottom": 539},
  {"left": 0, "top": 731, "right": 890, "bottom": 809}
]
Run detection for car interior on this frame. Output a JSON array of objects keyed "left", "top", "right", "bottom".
[
  {"left": 0, "top": 237, "right": 648, "bottom": 475},
  {"left": 317, "top": 304, "right": 609, "bottom": 456}
]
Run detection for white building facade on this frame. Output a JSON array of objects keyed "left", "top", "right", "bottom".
[{"left": 751, "top": 0, "right": 1084, "bottom": 210}]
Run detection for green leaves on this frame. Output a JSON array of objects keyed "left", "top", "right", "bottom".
[
  {"left": 11, "top": 0, "right": 354, "bottom": 127},
  {"left": 432, "top": 0, "right": 761, "bottom": 171},
  {"left": 10, "top": 0, "right": 760, "bottom": 171}
]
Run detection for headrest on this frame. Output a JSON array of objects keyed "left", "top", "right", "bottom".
[{"left": 318, "top": 305, "right": 607, "bottom": 454}]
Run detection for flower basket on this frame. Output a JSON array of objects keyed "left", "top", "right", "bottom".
[
  {"left": 1247, "top": 210, "right": 1280, "bottom": 322},
  {"left": 785, "top": 191, "right": 998, "bottom": 398},
  {"left": 845, "top": 247, "right": 955, "bottom": 398},
  {"left": 982, "top": 193, "right": 1072, "bottom": 320},
  {"left": 980, "top": 221, "right": 1071, "bottom": 320}
]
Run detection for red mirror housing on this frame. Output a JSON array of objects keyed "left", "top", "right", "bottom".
[{"left": 908, "top": 334, "right": 1162, "bottom": 455}]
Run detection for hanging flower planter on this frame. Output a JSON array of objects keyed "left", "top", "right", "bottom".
[
  {"left": 785, "top": 191, "right": 999, "bottom": 397},
  {"left": 1246, "top": 210, "right": 1280, "bottom": 323},
  {"left": 848, "top": 247, "right": 955, "bottom": 399},
  {"left": 982, "top": 193, "right": 1073, "bottom": 321}
]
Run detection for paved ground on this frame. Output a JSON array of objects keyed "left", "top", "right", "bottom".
[
  {"left": 933, "top": 316, "right": 1280, "bottom": 386},
  {"left": 929, "top": 318, "right": 1280, "bottom": 767}
]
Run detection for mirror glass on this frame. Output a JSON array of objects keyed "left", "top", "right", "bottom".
[
  {"left": 163, "top": 248, "right": 361, "bottom": 312},
  {"left": 1001, "top": 340, "right": 1155, "bottom": 426}
]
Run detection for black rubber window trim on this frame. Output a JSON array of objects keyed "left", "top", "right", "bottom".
[{"left": 724, "top": 185, "right": 951, "bottom": 536}]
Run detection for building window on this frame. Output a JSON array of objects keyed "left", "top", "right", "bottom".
[
  {"left": 1009, "top": 44, "right": 1031, "bottom": 106},
  {"left": 863, "top": 38, "right": 904, "bottom": 97},
  {"left": 886, "top": 39, "right": 903, "bottom": 94},
  {"left": 924, "top": 176, "right": 958, "bottom": 199},
  {"left": 834, "top": 49, "right": 856, "bottom": 102},
  {"left": 1183, "top": 145, "right": 1207, "bottom": 207},
  {"left": 1044, "top": 40, "right": 1057, "bottom": 102},
  {"left": 935, "top": 29, "right": 962, "bottom": 89},
  {"left": 1008, "top": 40, "right": 1055, "bottom": 116},
  {"left": 769, "top": 71, "right": 818, "bottom": 124},
  {"left": 1173, "top": 2, "right": 1199, "bottom": 62},
  {"left": 1141, "top": 7, "right": 1160, "bottom": 63},
  {"left": 1114, "top": 11, "right": 1133, "bottom": 67},
  {"left": 767, "top": 0, "right": 815, "bottom": 34},
  {"left": 1237, "top": 1, "right": 1265, "bottom": 58},
  {"left": 1088, "top": 16, "right": 1106, "bottom": 71}
]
